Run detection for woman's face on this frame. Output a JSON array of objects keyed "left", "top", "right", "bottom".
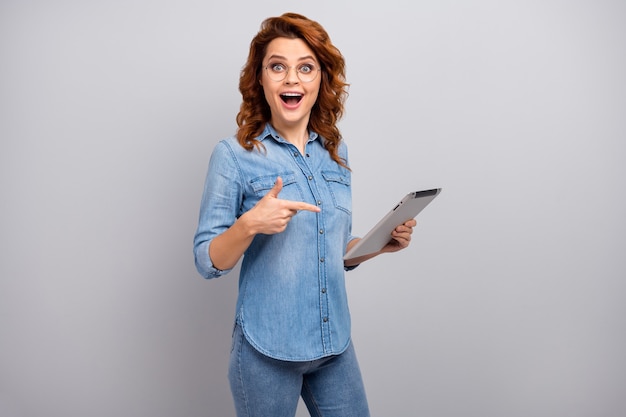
[{"left": 260, "top": 37, "right": 321, "bottom": 131}]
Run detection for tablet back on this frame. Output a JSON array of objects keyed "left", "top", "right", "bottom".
[{"left": 344, "top": 188, "right": 441, "bottom": 260}]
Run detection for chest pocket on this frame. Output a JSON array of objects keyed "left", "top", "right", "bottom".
[
  {"left": 322, "top": 170, "right": 351, "bottom": 215},
  {"left": 250, "top": 172, "right": 304, "bottom": 202}
]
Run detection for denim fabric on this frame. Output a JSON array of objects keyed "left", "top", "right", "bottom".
[
  {"left": 228, "top": 323, "right": 370, "bottom": 417},
  {"left": 193, "top": 124, "right": 357, "bottom": 361}
]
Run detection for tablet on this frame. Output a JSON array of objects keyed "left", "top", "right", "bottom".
[{"left": 343, "top": 188, "right": 442, "bottom": 261}]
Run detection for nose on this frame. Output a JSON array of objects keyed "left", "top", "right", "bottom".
[{"left": 284, "top": 66, "right": 300, "bottom": 84}]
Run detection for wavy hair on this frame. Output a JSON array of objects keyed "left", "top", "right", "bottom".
[{"left": 236, "top": 13, "right": 350, "bottom": 168}]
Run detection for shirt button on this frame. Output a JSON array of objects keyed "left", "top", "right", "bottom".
[
  {"left": 321, "top": 288, "right": 327, "bottom": 293},
  {"left": 317, "top": 200, "right": 322, "bottom": 205},
  {"left": 323, "top": 317, "right": 329, "bottom": 323},
  {"left": 293, "top": 152, "right": 299, "bottom": 157},
  {"left": 320, "top": 257, "right": 324, "bottom": 263},
  {"left": 306, "top": 153, "right": 310, "bottom": 157},
  {"left": 319, "top": 229, "right": 324, "bottom": 234},
  {"left": 308, "top": 175, "right": 313, "bottom": 180}
]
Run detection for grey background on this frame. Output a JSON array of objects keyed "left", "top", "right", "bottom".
[{"left": 1, "top": 1, "right": 625, "bottom": 416}]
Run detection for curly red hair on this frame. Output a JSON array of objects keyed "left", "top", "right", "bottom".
[{"left": 236, "top": 13, "right": 350, "bottom": 168}]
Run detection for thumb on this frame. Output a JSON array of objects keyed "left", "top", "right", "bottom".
[{"left": 266, "top": 176, "right": 283, "bottom": 198}]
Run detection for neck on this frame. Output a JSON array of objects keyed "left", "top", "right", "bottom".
[{"left": 272, "top": 121, "right": 309, "bottom": 154}]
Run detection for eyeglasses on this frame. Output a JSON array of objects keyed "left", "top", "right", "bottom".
[{"left": 264, "top": 62, "right": 320, "bottom": 83}]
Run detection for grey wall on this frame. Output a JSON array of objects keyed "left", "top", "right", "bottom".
[{"left": 1, "top": 1, "right": 624, "bottom": 417}]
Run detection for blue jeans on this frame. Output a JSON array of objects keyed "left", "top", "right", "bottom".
[{"left": 228, "top": 324, "right": 371, "bottom": 417}]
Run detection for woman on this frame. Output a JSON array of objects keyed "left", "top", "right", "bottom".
[{"left": 193, "top": 12, "right": 416, "bottom": 417}]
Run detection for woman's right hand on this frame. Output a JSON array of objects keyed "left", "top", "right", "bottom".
[
  {"left": 244, "top": 176, "right": 321, "bottom": 235},
  {"left": 208, "top": 176, "right": 320, "bottom": 270}
]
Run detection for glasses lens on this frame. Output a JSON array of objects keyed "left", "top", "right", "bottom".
[
  {"left": 297, "top": 64, "right": 318, "bottom": 83},
  {"left": 265, "top": 64, "right": 284, "bottom": 82}
]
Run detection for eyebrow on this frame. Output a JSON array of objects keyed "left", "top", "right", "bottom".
[{"left": 266, "top": 54, "right": 317, "bottom": 62}]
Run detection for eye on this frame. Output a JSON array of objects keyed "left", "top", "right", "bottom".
[
  {"left": 269, "top": 63, "right": 286, "bottom": 73},
  {"left": 298, "top": 63, "right": 316, "bottom": 74}
]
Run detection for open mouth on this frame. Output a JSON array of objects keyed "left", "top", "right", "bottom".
[{"left": 280, "top": 93, "right": 303, "bottom": 105}]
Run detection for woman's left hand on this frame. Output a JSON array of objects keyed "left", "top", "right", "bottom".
[
  {"left": 380, "top": 219, "right": 417, "bottom": 254},
  {"left": 343, "top": 219, "right": 418, "bottom": 267}
]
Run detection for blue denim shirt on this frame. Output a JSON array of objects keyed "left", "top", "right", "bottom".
[{"left": 193, "top": 124, "right": 357, "bottom": 361}]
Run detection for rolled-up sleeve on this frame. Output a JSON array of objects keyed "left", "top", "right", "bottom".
[{"left": 193, "top": 141, "right": 243, "bottom": 279}]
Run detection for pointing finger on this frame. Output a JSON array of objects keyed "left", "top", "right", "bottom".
[{"left": 284, "top": 200, "right": 321, "bottom": 213}]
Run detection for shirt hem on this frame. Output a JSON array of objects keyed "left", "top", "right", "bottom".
[{"left": 237, "top": 317, "right": 352, "bottom": 362}]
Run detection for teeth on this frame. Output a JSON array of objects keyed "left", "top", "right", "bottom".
[{"left": 281, "top": 93, "right": 302, "bottom": 97}]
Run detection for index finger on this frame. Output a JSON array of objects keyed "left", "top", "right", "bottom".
[
  {"left": 283, "top": 200, "right": 321, "bottom": 213},
  {"left": 404, "top": 219, "right": 417, "bottom": 227}
]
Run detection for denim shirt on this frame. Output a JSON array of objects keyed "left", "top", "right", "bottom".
[{"left": 193, "top": 124, "right": 357, "bottom": 361}]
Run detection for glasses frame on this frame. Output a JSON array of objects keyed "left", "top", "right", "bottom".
[{"left": 263, "top": 63, "right": 321, "bottom": 83}]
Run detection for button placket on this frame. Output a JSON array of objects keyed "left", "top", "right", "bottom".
[{"left": 293, "top": 142, "right": 332, "bottom": 351}]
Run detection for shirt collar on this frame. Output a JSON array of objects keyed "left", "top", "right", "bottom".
[{"left": 259, "top": 123, "right": 321, "bottom": 145}]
